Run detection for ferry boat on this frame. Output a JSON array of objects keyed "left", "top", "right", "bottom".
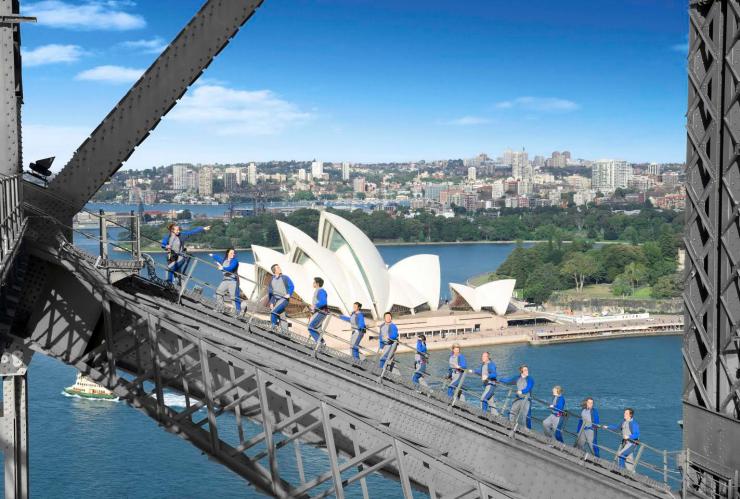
[{"left": 64, "top": 372, "right": 118, "bottom": 400}]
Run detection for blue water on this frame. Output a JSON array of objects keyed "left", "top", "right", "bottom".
[
  {"left": 75, "top": 229, "right": 521, "bottom": 300},
  {"left": 16, "top": 235, "right": 684, "bottom": 496},
  {"left": 87, "top": 200, "right": 401, "bottom": 218}
]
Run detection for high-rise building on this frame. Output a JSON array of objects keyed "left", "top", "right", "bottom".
[
  {"left": 198, "top": 166, "right": 213, "bottom": 196},
  {"left": 298, "top": 168, "right": 307, "bottom": 181},
  {"left": 223, "top": 171, "right": 238, "bottom": 193},
  {"left": 172, "top": 164, "right": 189, "bottom": 191},
  {"left": 186, "top": 169, "right": 199, "bottom": 192},
  {"left": 422, "top": 182, "right": 448, "bottom": 201},
  {"left": 311, "top": 160, "right": 323, "bottom": 178},
  {"left": 562, "top": 151, "right": 572, "bottom": 162},
  {"left": 511, "top": 150, "right": 530, "bottom": 180},
  {"left": 353, "top": 177, "right": 366, "bottom": 194},
  {"left": 467, "top": 166, "right": 477, "bottom": 182},
  {"left": 502, "top": 148, "right": 516, "bottom": 166},
  {"left": 662, "top": 171, "right": 680, "bottom": 189},
  {"left": 341, "top": 161, "right": 351, "bottom": 181},
  {"left": 248, "top": 162, "right": 257, "bottom": 186},
  {"left": 548, "top": 151, "right": 566, "bottom": 168},
  {"left": 648, "top": 163, "right": 662, "bottom": 176},
  {"left": 533, "top": 155, "right": 545, "bottom": 167},
  {"left": 225, "top": 166, "right": 243, "bottom": 185},
  {"left": 592, "top": 159, "right": 632, "bottom": 192},
  {"left": 491, "top": 179, "right": 505, "bottom": 199}
]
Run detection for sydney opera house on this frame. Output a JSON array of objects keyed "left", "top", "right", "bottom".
[{"left": 237, "top": 211, "right": 515, "bottom": 319}]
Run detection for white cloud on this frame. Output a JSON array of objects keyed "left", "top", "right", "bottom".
[
  {"left": 495, "top": 96, "right": 579, "bottom": 112},
  {"left": 120, "top": 37, "right": 167, "bottom": 54},
  {"left": 440, "top": 116, "right": 491, "bottom": 126},
  {"left": 75, "top": 65, "right": 144, "bottom": 84},
  {"left": 168, "top": 85, "right": 313, "bottom": 136},
  {"left": 24, "top": 0, "right": 145, "bottom": 31},
  {"left": 23, "top": 124, "right": 92, "bottom": 173},
  {"left": 22, "top": 44, "right": 86, "bottom": 67}
]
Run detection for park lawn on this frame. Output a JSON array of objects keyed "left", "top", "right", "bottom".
[
  {"left": 555, "top": 283, "right": 653, "bottom": 299},
  {"left": 631, "top": 286, "right": 653, "bottom": 299}
]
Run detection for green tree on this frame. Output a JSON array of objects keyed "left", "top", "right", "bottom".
[
  {"left": 621, "top": 226, "right": 640, "bottom": 245},
  {"left": 651, "top": 273, "right": 681, "bottom": 298},
  {"left": 176, "top": 209, "right": 192, "bottom": 220},
  {"left": 560, "top": 252, "right": 598, "bottom": 292},
  {"left": 611, "top": 276, "right": 632, "bottom": 296},
  {"left": 293, "top": 190, "right": 316, "bottom": 201},
  {"left": 622, "top": 262, "right": 648, "bottom": 292}
]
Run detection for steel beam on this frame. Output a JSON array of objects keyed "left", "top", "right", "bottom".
[
  {"left": 683, "top": 0, "right": 740, "bottom": 494},
  {"left": 27, "top": 240, "right": 674, "bottom": 498},
  {"left": 0, "top": 374, "right": 29, "bottom": 499},
  {"left": 0, "top": 0, "right": 22, "bottom": 177},
  {"left": 44, "top": 0, "right": 265, "bottom": 217}
]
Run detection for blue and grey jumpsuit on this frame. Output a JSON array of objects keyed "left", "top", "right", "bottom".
[
  {"left": 412, "top": 339, "right": 428, "bottom": 385},
  {"left": 339, "top": 310, "right": 366, "bottom": 360},
  {"left": 500, "top": 373, "right": 534, "bottom": 428},
  {"left": 543, "top": 394, "right": 566, "bottom": 442},
  {"left": 307, "top": 287, "right": 328, "bottom": 343},
  {"left": 212, "top": 254, "right": 241, "bottom": 313},
  {"left": 606, "top": 419, "right": 640, "bottom": 469},
  {"left": 576, "top": 407, "right": 600, "bottom": 457},
  {"left": 161, "top": 227, "right": 206, "bottom": 284},
  {"left": 447, "top": 353, "right": 467, "bottom": 398},
  {"left": 474, "top": 360, "right": 497, "bottom": 413},
  {"left": 378, "top": 322, "right": 399, "bottom": 369},
  {"left": 268, "top": 274, "right": 294, "bottom": 328}
]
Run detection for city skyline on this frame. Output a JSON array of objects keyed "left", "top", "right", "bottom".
[{"left": 20, "top": 0, "right": 688, "bottom": 172}]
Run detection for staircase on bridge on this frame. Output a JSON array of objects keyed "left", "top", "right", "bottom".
[{"left": 1, "top": 0, "right": 739, "bottom": 498}]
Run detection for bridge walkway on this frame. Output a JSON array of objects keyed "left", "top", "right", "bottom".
[{"left": 16, "top": 207, "right": 681, "bottom": 499}]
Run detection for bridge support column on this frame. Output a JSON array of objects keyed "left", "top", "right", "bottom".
[{"left": 1, "top": 373, "right": 29, "bottom": 499}]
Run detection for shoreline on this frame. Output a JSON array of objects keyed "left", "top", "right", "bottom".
[{"left": 122, "top": 238, "right": 627, "bottom": 254}]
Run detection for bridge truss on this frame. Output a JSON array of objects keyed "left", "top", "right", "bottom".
[
  {"left": 0, "top": 0, "right": 739, "bottom": 498},
  {"left": 683, "top": 1, "right": 740, "bottom": 497}
]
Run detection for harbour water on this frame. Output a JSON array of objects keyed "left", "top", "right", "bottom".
[{"left": 11, "top": 234, "right": 684, "bottom": 497}]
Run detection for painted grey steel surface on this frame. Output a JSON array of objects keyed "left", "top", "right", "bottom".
[
  {"left": 1, "top": 375, "right": 30, "bottom": 499},
  {"left": 45, "top": 0, "right": 265, "bottom": 218},
  {"left": 2, "top": 0, "right": 737, "bottom": 496},
  {"left": 684, "top": 0, "right": 740, "bottom": 496},
  {"left": 17, "top": 232, "right": 674, "bottom": 498},
  {"left": 0, "top": 0, "right": 22, "bottom": 177}
]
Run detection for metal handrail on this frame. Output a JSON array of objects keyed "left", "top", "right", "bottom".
[{"left": 24, "top": 198, "right": 685, "bottom": 485}]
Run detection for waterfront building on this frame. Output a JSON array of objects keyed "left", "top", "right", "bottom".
[
  {"left": 172, "top": 164, "right": 189, "bottom": 191},
  {"left": 448, "top": 280, "right": 516, "bottom": 316},
  {"left": 223, "top": 171, "right": 238, "bottom": 192},
  {"left": 239, "top": 211, "right": 451, "bottom": 319},
  {"left": 198, "top": 166, "right": 213, "bottom": 196},
  {"left": 185, "top": 168, "right": 199, "bottom": 192},
  {"left": 248, "top": 162, "right": 257, "bottom": 185}
]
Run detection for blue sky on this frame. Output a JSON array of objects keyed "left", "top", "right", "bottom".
[{"left": 19, "top": 0, "right": 689, "bottom": 171}]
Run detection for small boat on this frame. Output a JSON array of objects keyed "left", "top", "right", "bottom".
[{"left": 64, "top": 372, "right": 118, "bottom": 400}]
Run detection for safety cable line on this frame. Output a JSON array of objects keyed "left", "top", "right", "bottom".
[{"left": 23, "top": 197, "right": 684, "bottom": 481}]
